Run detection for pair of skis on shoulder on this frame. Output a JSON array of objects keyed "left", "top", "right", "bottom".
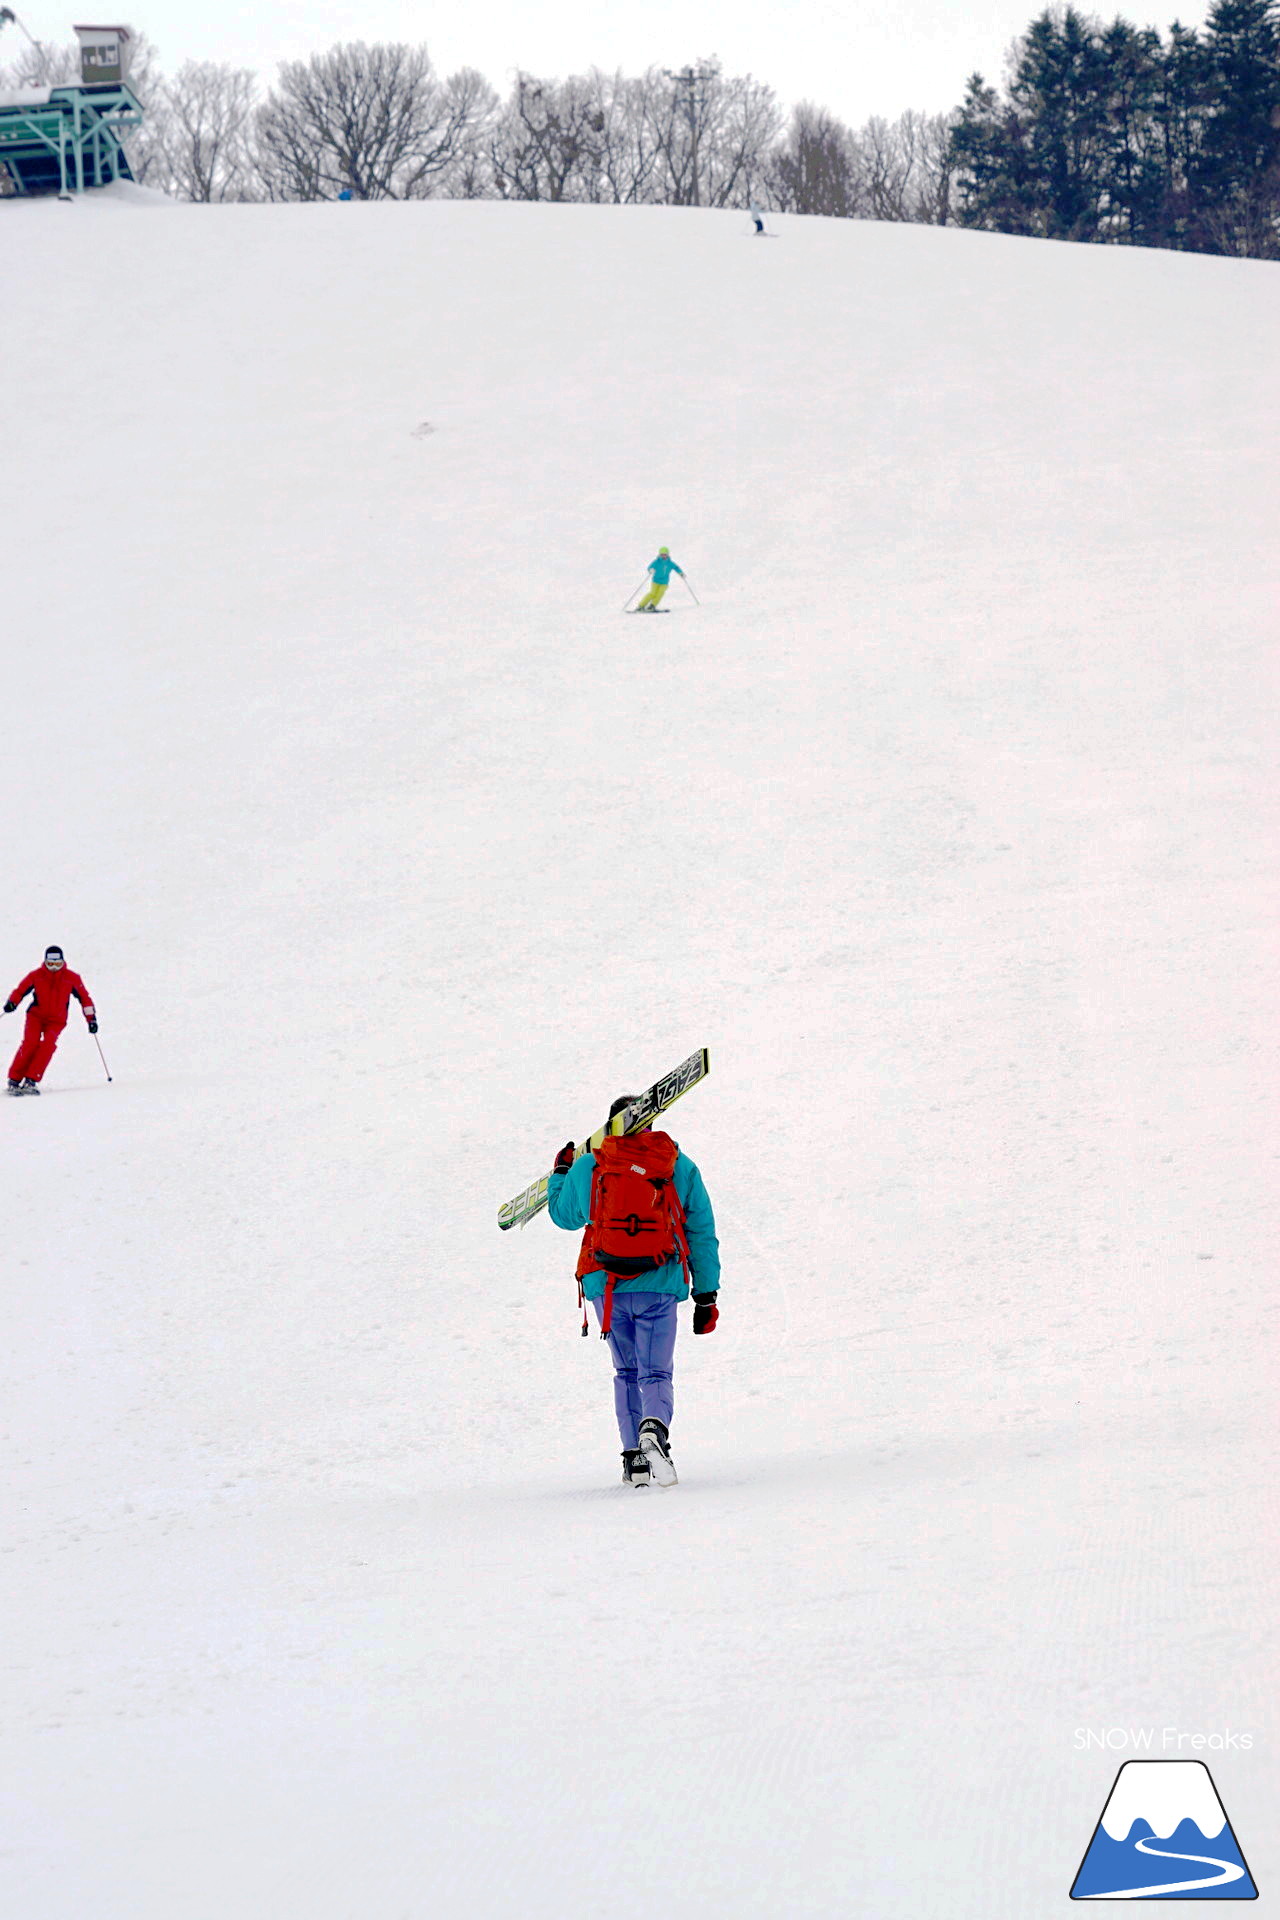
[{"left": 496, "top": 1047, "right": 710, "bottom": 1232}]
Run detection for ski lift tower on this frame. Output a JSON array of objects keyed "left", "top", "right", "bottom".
[{"left": 0, "top": 20, "right": 142, "bottom": 196}]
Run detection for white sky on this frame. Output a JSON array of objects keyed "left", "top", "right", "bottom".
[{"left": 12, "top": 0, "right": 1206, "bottom": 124}]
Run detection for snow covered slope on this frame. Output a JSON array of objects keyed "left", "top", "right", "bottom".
[{"left": 2, "top": 188, "right": 1276, "bottom": 1918}]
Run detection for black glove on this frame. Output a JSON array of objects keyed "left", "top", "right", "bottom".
[
  {"left": 553, "top": 1140, "right": 575, "bottom": 1175},
  {"left": 88, "top": 1019, "right": 98, "bottom": 1034},
  {"left": 2, "top": 1002, "right": 13, "bottom": 1014},
  {"left": 692, "top": 1291, "right": 719, "bottom": 1335}
]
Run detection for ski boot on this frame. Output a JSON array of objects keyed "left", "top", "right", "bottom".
[
  {"left": 6, "top": 1079, "right": 23, "bottom": 1095},
  {"left": 19, "top": 1079, "right": 40, "bottom": 1096},
  {"left": 637, "top": 1418, "right": 677, "bottom": 1487},
  {"left": 622, "top": 1448, "right": 651, "bottom": 1487}
]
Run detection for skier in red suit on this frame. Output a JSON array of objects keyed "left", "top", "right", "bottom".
[{"left": 5, "top": 946, "right": 97, "bottom": 1095}]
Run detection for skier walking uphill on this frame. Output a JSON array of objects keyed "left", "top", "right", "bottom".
[
  {"left": 548, "top": 1096, "right": 720, "bottom": 1486},
  {"left": 5, "top": 947, "right": 97, "bottom": 1094},
  {"left": 635, "top": 547, "right": 685, "bottom": 612}
]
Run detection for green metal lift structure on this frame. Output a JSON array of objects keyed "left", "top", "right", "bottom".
[
  {"left": 0, "top": 80, "right": 142, "bottom": 195},
  {"left": 0, "top": 21, "right": 142, "bottom": 197}
]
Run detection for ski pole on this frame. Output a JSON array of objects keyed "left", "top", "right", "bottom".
[
  {"left": 92, "top": 1033, "right": 112, "bottom": 1083},
  {"left": 621, "top": 577, "right": 648, "bottom": 612},
  {"left": 682, "top": 575, "right": 701, "bottom": 606}
]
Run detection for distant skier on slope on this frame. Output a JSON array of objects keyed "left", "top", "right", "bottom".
[
  {"left": 548, "top": 1096, "right": 720, "bottom": 1487},
  {"left": 635, "top": 547, "right": 685, "bottom": 612},
  {"left": 5, "top": 946, "right": 97, "bottom": 1095},
  {"left": 749, "top": 200, "right": 766, "bottom": 234}
]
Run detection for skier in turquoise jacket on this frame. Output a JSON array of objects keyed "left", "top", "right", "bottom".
[
  {"left": 548, "top": 1096, "right": 720, "bottom": 1487},
  {"left": 635, "top": 547, "right": 684, "bottom": 612}
]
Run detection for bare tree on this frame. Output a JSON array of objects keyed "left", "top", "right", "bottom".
[
  {"left": 0, "top": 33, "right": 80, "bottom": 88},
  {"left": 584, "top": 69, "right": 664, "bottom": 203},
  {"left": 768, "top": 103, "right": 954, "bottom": 224},
  {"left": 254, "top": 42, "right": 493, "bottom": 201},
  {"left": 646, "top": 59, "right": 780, "bottom": 208},
  {"left": 430, "top": 123, "right": 493, "bottom": 199},
  {"left": 704, "top": 65, "right": 781, "bottom": 206},
  {"left": 860, "top": 113, "right": 923, "bottom": 220},
  {"left": 769, "top": 103, "right": 867, "bottom": 216},
  {"left": 1194, "top": 173, "right": 1280, "bottom": 256},
  {"left": 482, "top": 58, "right": 779, "bottom": 208},
  {"left": 116, "top": 32, "right": 167, "bottom": 184},
  {"left": 486, "top": 66, "right": 672, "bottom": 204},
  {"left": 0, "top": 27, "right": 956, "bottom": 223},
  {"left": 913, "top": 110, "right": 957, "bottom": 224},
  {"left": 120, "top": 23, "right": 160, "bottom": 100},
  {"left": 489, "top": 72, "right": 603, "bottom": 201},
  {"left": 425, "top": 68, "right": 497, "bottom": 197},
  {"left": 156, "top": 61, "right": 257, "bottom": 201}
]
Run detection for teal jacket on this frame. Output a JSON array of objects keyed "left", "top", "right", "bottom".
[
  {"left": 548, "top": 1139, "right": 720, "bottom": 1301},
  {"left": 648, "top": 553, "right": 684, "bottom": 585}
]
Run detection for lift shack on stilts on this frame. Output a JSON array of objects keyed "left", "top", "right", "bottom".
[{"left": 0, "top": 23, "right": 142, "bottom": 198}]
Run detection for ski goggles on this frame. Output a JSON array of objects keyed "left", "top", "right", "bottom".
[{"left": 44, "top": 953, "right": 65, "bottom": 969}]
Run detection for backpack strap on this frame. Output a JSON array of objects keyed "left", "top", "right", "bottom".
[{"left": 669, "top": 1187, "right": 692, "bottom": 1293}]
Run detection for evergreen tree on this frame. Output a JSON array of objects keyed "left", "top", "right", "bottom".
[
  {"left": 951, "top": 12, "right": 1127, "bottom": 240},
  {"left": 1008, "top": 8, "right": 1114, "bottom": 239},
  {"left": 1151, "top": 22, "right": 1211, "bottom": 247},
  {"left": 1191, "top": 0, "right": 1280, "bottom": 250},
  {"left": 950, "top": 73, "right": 1039, "bottom": 231},
  {"left": 947, "top": 2, "right": 1280, "bottom": 255},
  {"left": 1096, "top": 18, "right": 1169, "bottom": 243}
]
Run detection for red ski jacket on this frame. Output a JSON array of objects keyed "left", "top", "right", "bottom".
[{"left": 7, "top": 967, "right": 95, "bottom": 1026}]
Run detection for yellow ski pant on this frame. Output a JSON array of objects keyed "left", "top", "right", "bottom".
[{"left": 637, "top": 581, "right": 668, "bottom": 609}]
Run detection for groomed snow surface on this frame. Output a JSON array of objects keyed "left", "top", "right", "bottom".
[{"left": 2, "top": 188, "right": 1276, "bottom": 1918}]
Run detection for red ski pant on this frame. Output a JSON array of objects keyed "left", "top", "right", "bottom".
[{"left": 9, "top": 1008, "right": 66, "bottom": 1084}]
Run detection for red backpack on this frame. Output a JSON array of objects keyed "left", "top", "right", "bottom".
[{"left": 575, "top": 1130, "right": 691, "bottom": 1337}]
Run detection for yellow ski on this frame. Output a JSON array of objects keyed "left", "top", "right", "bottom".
[{"left": 497, "top": 1048, "right": 710, "bottom": 1232}]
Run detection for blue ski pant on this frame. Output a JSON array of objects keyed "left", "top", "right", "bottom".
[{"left": 592, "top": 1290, "right": 678, "bottom": 1448}]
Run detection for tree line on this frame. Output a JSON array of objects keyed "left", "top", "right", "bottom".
[
  {"left": 4, "top": 2, "right": 1277, "bottom": 256},
  {"left": 952, "top": 0, "right": 1280, "bottom": 254}
]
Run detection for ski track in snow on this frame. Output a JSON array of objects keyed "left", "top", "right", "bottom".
[{"left": 1, "top": 189, "right": 1276, "bottom": 1919}]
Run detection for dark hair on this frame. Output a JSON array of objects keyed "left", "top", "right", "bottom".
[{"left": 608, "top": 1094, "right": 639, "bottom": 1121}]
